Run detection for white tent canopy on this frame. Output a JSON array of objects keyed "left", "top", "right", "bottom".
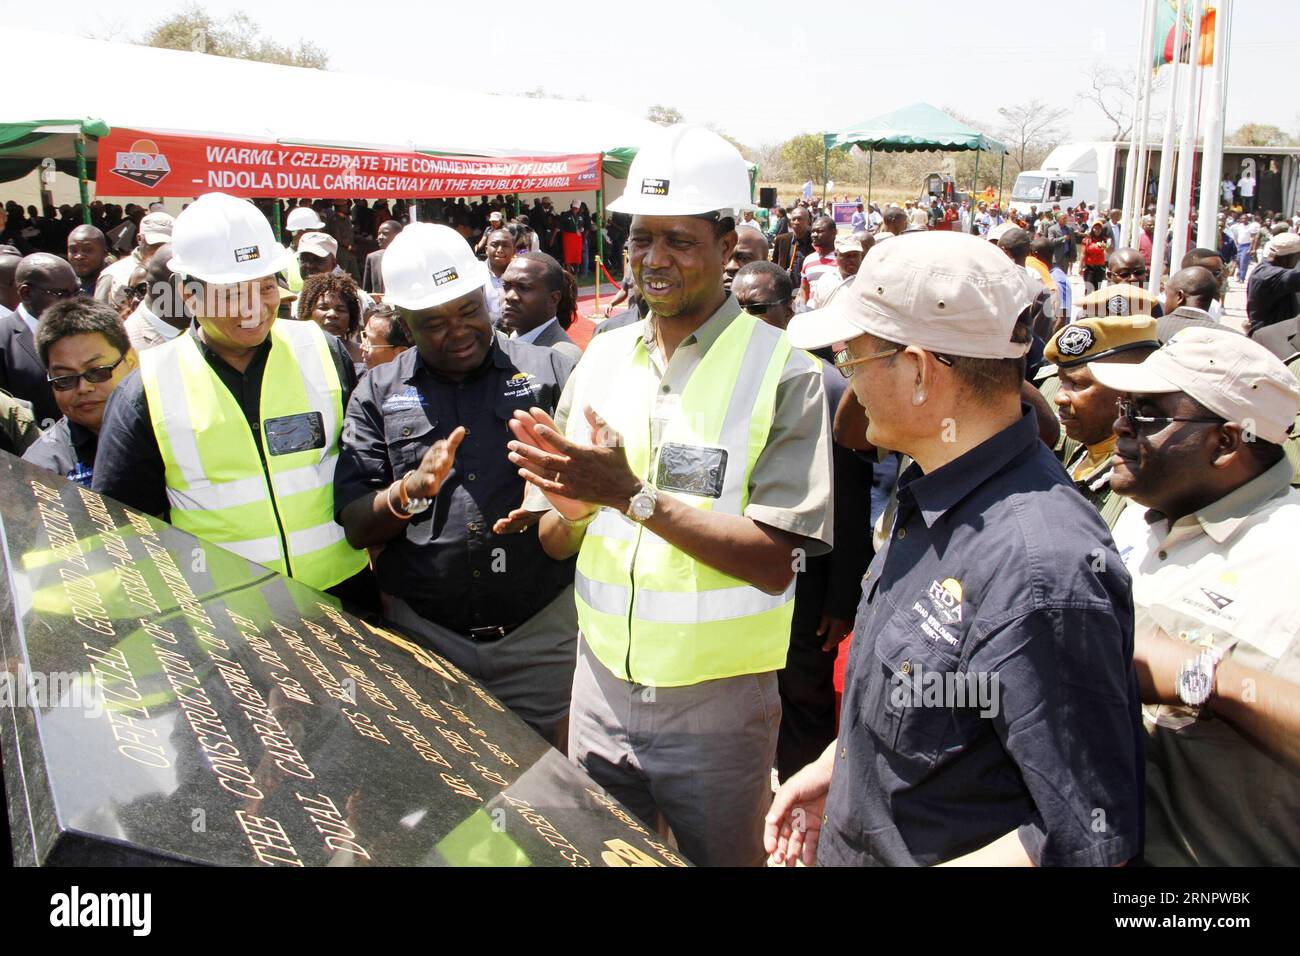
[{"left": 3, "top": 28, "right": 658, "bottom": 159}]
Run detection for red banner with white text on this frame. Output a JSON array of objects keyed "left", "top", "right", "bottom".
[{"left": 96, "top": 128, "right": 602, "bottom": 198}]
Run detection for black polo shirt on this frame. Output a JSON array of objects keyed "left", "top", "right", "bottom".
[
  {"left": 334, "top": 334, "right": 576, "bottom": 635},
  {"left": 818, "top": 408, "right": 1144, "bottom": 867},
  {"left": 93, "top": 328, "right": 357, "bottom": 517}
]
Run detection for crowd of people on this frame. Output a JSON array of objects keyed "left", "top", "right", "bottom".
[{"left": 0, "top": 120, "right": 1296, "bottom": 868}]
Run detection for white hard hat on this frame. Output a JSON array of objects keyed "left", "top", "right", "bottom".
[
  {"left": 286, "top": 206, "right": 325, "bottom": 232},
  {"left": 607, "top": 124, "right": 754, "bottom": 218},
  {"left": 167, "top": 192, "right": 293, "bottom": 284},
  {"left": 381, "top": 222, "right": 489, "bottom": 311}
]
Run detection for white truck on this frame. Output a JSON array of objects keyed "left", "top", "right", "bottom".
[{"left": 1009, "top": 142, "right": 1118, "bottom": 216}]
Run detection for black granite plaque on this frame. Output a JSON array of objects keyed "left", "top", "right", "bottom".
[{"left": 0, "top": 453, "right": 687, "bottom": 867}]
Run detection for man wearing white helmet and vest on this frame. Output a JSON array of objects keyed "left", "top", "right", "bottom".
[
  {"left": 334, "top": 223, "right": 579, "bottom": 743},
  {"left": 94, "top": 192, "right": 375, "bottom": 608},
  {"left": 283, "top": 204, "right": 326, "bottom": 294},
  {"left": 509, "top": 124, "right": 833, "bottom": 866}
]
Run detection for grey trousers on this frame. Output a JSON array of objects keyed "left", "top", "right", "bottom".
[
  {"left": 568, "top": 636, "right": 781, "bottom": 867},
  {"left": 386, "top": 586, "right": 578, "bottom": 737}
]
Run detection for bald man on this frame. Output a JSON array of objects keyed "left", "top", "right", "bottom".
[
  {"left": 1159, "top": 266, "right": 1231, "bottom": 344},
  {"left": 4, "top": 253, "right": 79, "bottom": 425},
  {"left": 123, "top": 243, "right": 189, "bottom": 352},
  {"left": 66, "top": 224, "right": 112, "bottom": 297},
  {"left": 0, "top": 251, "right": 21, "bottom": 318},
  {"left": 724, "top": 225, "right": 771, "bottom": 293}
]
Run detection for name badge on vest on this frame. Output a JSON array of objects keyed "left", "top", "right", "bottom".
[
  {"left": 264, "top": 411, "right": 326, "bottom": 456},
  {"left": 656, "top": 442, "right": 727, "bottom": 499}
]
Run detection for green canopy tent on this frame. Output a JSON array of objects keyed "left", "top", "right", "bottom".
[
  {"left": 822, "top": 102, "right": 1008, "bottom": 209},
  {"left": 0, "top": 119, "right": 110, "bottom": 223}
]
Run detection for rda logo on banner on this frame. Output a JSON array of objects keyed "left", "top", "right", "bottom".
[
  {"left": 110, "top": 139, "right": 172, "bottom": 188},
  {"left": 49, "top": 886, "right": 151, "bottom": 937}
]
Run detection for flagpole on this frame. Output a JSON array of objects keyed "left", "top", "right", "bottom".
[
  {"left": 1148, "top": 0, "right": 1188, "bottom": 295},
  {"left": 1197, "top": 1, "right": 1230, "bottom": 248},
  {"left": 1123, "top": 0, "right": 1157, "bottom": 249},
  {"left": 1170, "top": 0, "right": 1204, "bottom": 272}
]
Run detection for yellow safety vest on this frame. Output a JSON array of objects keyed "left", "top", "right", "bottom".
[
  {"left": 284, "top": 246, "right": 304, "bottom": 293},
  {"left": 139, "top": 319, "right": 367, "bottom": 591},
  {"left": 569, "top": 311, "right": 799, "bottom": 687}
]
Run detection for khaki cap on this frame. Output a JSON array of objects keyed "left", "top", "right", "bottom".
[
  {"left": 834, "top": 234, "right": 864, "bottom": 254},
  {"left": 1267, "top": 233, "right": 1300, "bottom": 258},
  {"left": 139, "top": 211, "right": 175, "bottom": 244},
  {"left": 1089, "top": 326, "right": 1300, "bottom": 445},
  {"left": 1045, "top": 316, "right": 1158, "bottom": 369},
  {"left": 1076, "top": 282, "right": 1160, "bottom": 318},
  {"left": 787, "top": 231, "right": 1031, "bottom": 359},
  {"left": 298, "top": 232, "right": 338, "bottom": 259}
]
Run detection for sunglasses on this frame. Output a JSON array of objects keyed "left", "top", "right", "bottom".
[
  {"left": 1115, "top": 399, "right": 1222, "bottom": 431},
  {"left": 48, "top": 354, "right": 125, "bottom": 391},
  {"left": 30, "top": 285, "right": 80, "bottom": 300},
  {"left": 738, "top": 300, "right": 788, "bottom": 316},
  {"left": 124, "top": 282, "right": 150, "bottom": 299}
]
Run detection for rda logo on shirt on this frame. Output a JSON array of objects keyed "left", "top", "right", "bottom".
[
  {"left": 928, "top": 577, "right": 964, "bottom": 625},
  {"left": 233, "top": 245, "right": 261, "bottom": 263},
  {"left": 432, "top": 267, "right": 459, "bottom": 287},
  {"left": 503, "top": 371, "right": 539, "bottom": 399},
  {"left": 110, "top": 139, "right": 171, "bottom": 188},
  {"left": 1199, "top": 587, "right": 1234, "bottom": 610},
  {"left": 640, "top": 177, "right": 670, "bottom": 196},
  {"left": 1056, "top": 326, "right": 1095, "bottom": 357}
]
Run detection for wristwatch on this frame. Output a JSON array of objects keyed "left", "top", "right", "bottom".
[
  {"left": 398, "top": 470, "right": 433, "bottom": 516},
  {"left": 626, "top": 482, "right": 657, "bottom": 523},
  {"left": 1175, "top": 646, "right": 1224, "bottom": 708}
]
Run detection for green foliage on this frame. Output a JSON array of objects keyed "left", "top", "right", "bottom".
[
  {"left": 646, "top": 105, "right": 685, "bottom": 126},
  {"left": 781, "top": 134, "right": 849, "bottom": 184},
  {"left": 1227, "top": 123, "right": 1297, "bottom": 148},
  {"left": 140, "top": 5, "right": 328, "bottom": 69}
]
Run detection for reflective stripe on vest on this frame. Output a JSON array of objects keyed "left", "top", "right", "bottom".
[
  {"left": 139, "top": 320, "right": 366, "bottom": 591},
  {"left": 570, "top": 311, "right": 801, "bottom": 687}
]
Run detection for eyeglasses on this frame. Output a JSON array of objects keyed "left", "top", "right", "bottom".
[
  {"left": 29, "top": 285, "right": 79, "bottom": 300},
  {"left": 833, "top": 346, "right": 900, "bottom": 378},
  {"left": 360, "top": 340, "right": 401, "bottom": 355},
  {"left": 738, "top": 300, "right": 788, "bottom": 316},
  {"left": 1115, "top": 399, "right": 1223, "bottom": 431},
  {"left": 48, "top": 354, "right": 125, "bottom": 391},
  {"left": 124, "top": 282, "right": 149, "bottom": 300}
]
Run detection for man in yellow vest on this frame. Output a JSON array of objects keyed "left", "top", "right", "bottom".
[
  {"left": 93, "top": 192, "right": 374, "bottom": 609},
  {"left": 510, "top": 124, "right": 833, "bottom": 866}
]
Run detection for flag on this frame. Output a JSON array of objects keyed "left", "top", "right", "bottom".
[{"left": 1154, "top": 2, "right": 1215, "bottom": 69}]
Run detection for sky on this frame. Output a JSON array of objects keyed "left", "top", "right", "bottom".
[{"left": 2, "top": 0, "right": 1294, "bottom": 149}]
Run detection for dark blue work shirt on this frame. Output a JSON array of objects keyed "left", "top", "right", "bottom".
[
  {"left": 818, "top": 408, "right": 1143, "bottom": 867},
  {"left": 334, "top": 334, "right": 576, "bottom": 634}
]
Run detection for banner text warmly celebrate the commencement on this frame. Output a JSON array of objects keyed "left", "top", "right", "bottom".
[{"left": 96, "top": 128, "right": 602, "bottom": 198}]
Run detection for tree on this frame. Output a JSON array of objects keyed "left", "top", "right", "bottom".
[
  {"left": 780, "top": 134, "right": 848, "bottom": 185},
  {"left": 1227, "top": 123, "right": 1297, "bottom": 147},
  {"left": 997, "top": 99, "right": 1069, "bottom": 175},
  {"left": 1079, "top": 63, "right": 1168, "bottom": 142},
  {"left": 646, "top": 105, "right": 685, "bottom": 126},
  {"left": 140, "top": 5, "right": 327, "bottom": 69}
]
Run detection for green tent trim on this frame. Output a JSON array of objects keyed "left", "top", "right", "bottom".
[{"left": 824, "top": 102, "right": 1005, "bottom": 155}]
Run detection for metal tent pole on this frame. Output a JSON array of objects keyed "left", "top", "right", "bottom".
[{"left": 75, "top": 135, "right": 91, "bottom": 224}]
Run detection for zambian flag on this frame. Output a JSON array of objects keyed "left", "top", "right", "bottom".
[{"left": 1154, "top": 1, "right": 1215, "bottom": 69}]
